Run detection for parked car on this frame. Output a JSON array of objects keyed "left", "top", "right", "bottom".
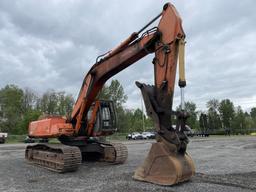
[
  {"left": 194, "top": 131, "right": 209, "bottom": 137},
  {"left": 126, "top": 132, "right": 143, "bottom": 140},
  {"left": 149, "top": 131, "right": 156, "bottom": 139},
  {"left": 0, "top": 132, "right": 8, "bottom": 144},
  {"left": 172, "top": 125, "right": 195, "bottom": 137},
  {"left": 142, "top": 131, "right": 156, "bottom": 139},
  {"left": 181, "top": 126, "right": 196, "bottom": 137},
  {"left": 184, "top": 129, "right": 194, "bottom": 137},
  {"left": 24, "top": 136, "right": 35, "bottom": 143},
  {"left": 142, "top": 132, "right": 150, "bottom": 139}
]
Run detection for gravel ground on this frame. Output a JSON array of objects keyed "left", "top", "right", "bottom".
[{"left": 0, "top": 136, "right": 256, "bottom": 192}]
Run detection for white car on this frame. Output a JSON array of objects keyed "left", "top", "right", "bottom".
[
  {"left": 142, "top": 132, "right": 155, "bottom": 139},
  {"left": 142, "top": 132, "right": 150, "bottom": 139},
  {"left": 0, "top": 132, "right": 8, "bottom": 144},
  {"left": 127, "top": 132, "right": 143, "bottom": 140}
]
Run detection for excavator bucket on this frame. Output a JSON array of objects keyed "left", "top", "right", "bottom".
[{"left": 133, "top": 141, "right": 195, "bottom": 186}]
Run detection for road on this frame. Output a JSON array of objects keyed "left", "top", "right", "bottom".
[{"left": 0, "top": 136, "right": 256, "bottom": 192}]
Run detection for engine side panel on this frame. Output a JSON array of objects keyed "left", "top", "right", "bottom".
[{"left": 28, "top": 117, "right": 74, "bottom": 138}]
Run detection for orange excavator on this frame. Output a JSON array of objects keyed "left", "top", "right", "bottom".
[{"left": 25, "top": 3, "right": 195, "bottom": 186}]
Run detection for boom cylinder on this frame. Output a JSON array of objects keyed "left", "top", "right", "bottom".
[
  {"left": 178, "top": 38, "right": 186, "bottom": 88},
  {"left": 178, "top": 38, "right": 186, "bottom": 110}
]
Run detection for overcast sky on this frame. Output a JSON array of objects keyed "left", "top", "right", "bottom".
[{"left": 0, "top": 0, "right": 255, "bottom": 112}]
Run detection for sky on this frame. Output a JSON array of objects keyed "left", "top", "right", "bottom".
[{"left": 0, "top": 0, "right": 255, "bottom": 112}]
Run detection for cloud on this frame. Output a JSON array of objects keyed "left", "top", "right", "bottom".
[{"left": 0, "top": 0, "right": 255, "bottom": 112}]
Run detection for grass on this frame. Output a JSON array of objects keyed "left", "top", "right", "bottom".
[
  {"left": 107, "top": 132, "right": 128, "bottom": 141},
  {"left": 2, "top": 133, "right": 128, "bottom": 144},
  {"left": 5, "top": 135, "right": 26, "bottom": 143},
  {"left": 3, "top": 132, "right": 255, "bottom": 144},
  {"left": 4, "top": 135, "right": 61, "bottom": 144}
]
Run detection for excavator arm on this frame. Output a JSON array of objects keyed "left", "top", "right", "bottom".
[{"left": 71, "top": 3, "right": 185, "bottom": 139}]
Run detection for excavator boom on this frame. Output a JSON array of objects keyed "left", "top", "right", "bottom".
[{"left": 71, "top": 32, "right": 159, "bottom": 134}]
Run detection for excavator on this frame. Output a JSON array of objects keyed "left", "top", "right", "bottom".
[{"left": 25, "top": 3, "right": 195, "bottom": 186}]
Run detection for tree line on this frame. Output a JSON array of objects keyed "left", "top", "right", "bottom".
[
  {"left": 179, "top": 99, "right": 256, "bottom": 135},
  {"left": 0, "top": 85, "right": 74, "bottom": 134},
  {"left": 0, "top": 81, "right": 152, "bottom": 135},
  {"left": 198, "top": 99, "right": 256, "bottom": 134},
  {"left": 0, "top": 81, "right": 256, "bottom": 135}
]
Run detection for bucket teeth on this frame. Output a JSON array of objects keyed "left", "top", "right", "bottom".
[{"left": 133, "top": 141, "right": 195, "bottom": 186}]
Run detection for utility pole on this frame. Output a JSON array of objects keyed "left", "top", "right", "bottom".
[{"left": 141, "top": 97, "right": 145, "bottom": 132}]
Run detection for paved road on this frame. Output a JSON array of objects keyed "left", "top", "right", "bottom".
[{"left": 0, "top": 136, "right": 256, "bottom": 192}]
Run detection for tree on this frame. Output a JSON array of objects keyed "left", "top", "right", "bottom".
[
  {"left": 199, "top": 113, "right": 208, "bottom": 133},
  {"left": 250, "top": 107, "right": 256, "bottom": 128},
  {"left": 118, "top": 108, "right": 152, "bottom": 133},
  {"left": 0, "top": 84, "right": 75, "bottom": 134},
  {"left": 56, "top": 92, "right": 74, "bottom": 116},
  {"left": 245, "top": 113, "right": 254, "bottom": 132},
  {"left": 177, "top": 101, "right": 199, "bottom": 129},
  {"left": 37, "top": 90, "right": 74, "bottom": 116},
  {"left": 39, "top": 90, "right": 58, "bottom": 115},
  {"left": 206, "top": 99, "right": 222, "bottom": 131},
  {"left": 0, "top": 85, "right": 24, "bottom": 133},
  {"left": 232, "top": 106, "right": 247, "bottom": 134},
  {"left": 98, "top": 79, "right": 127, "bottom": 108},
  {"left": 145, "top": 116, "right": 154, "bottom": 130},
  {"left": 98, "top": 79, "right": 128, "bottom": 132},
  {"left": 250, "top": 107, "right": 256, "bottom": 119},
  {"left": 97, "top": 85, "right": 110, "bottom": 100},
  {"left": 108, "top": 80, "right": 127, "bottom": 107},
  {"left": 218, "top": 99, "right": 235, "bottom": 130},
  {"left": 119, "top": 109, "right": 134, "bottom": 133},
  {"left": 207, "top": 99, "right": 219, "bottom": 112},
  {"left": 16, "top": 110, "right": 41, "bottom": 134},
  {"left": 132, "top": 108, "right": 144, "bottom": 132},
  {"left": 21, "top": 88, "right": 38, "bottom": 113}
]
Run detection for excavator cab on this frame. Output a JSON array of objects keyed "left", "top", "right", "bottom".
[{"left": 87, "top": 100, "right": 117, "bottom": 136}]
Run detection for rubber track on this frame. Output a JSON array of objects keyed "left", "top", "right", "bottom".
[{"left": 25, "top": 144, "right": 82, "bottom": 173}]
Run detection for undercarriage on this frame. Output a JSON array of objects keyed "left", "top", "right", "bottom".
[{"left": 25, "top": 140, "right": 128, "bottom": 173}]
